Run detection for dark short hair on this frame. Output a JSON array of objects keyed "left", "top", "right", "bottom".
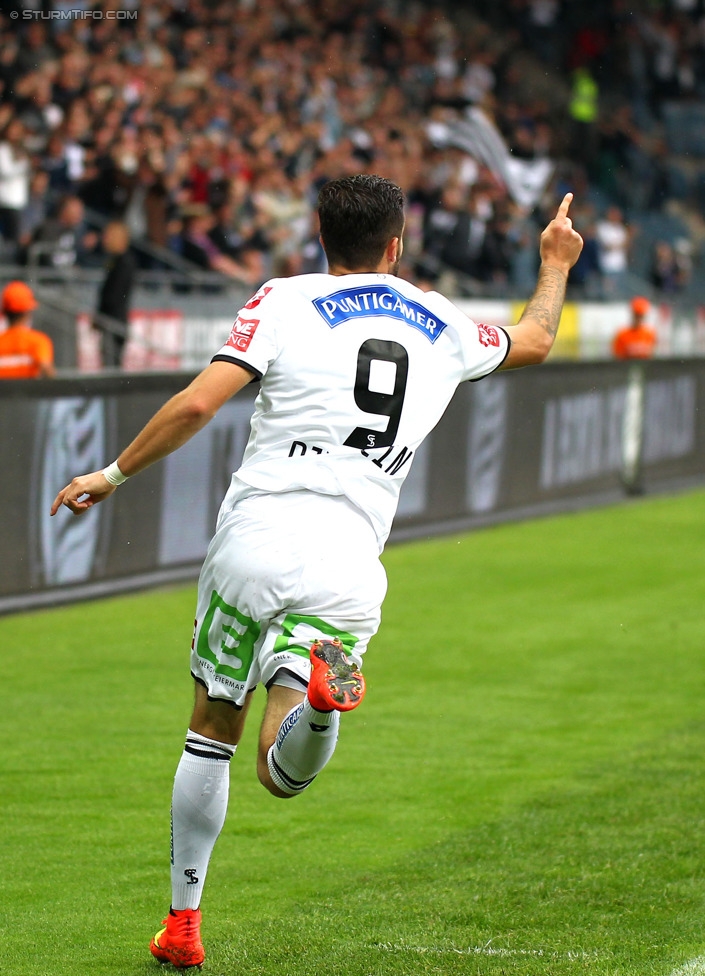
[
  {"left": 6, "top": 310, "right": 28, "bottom": 325},
  {"left": 317, "top": 175, "right": 405, "bottom": 270}
]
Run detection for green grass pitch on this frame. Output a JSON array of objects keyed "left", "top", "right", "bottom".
[{"left": 2, "top": 489, "right": 705, "bottom": 975}]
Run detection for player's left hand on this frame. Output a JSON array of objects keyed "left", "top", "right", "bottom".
[{"left": 50, "top": 471, "right": 117, "bottom": 516}]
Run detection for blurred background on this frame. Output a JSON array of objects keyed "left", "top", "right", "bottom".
[{"left": 2, "top": 0, "right": 705, "bottom": 367}]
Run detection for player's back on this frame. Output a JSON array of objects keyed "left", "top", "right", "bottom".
[{"left": 213, "top": 273, "right": 509, "bottom": 543}]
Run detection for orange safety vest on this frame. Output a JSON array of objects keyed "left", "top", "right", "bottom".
[
  {"left": 0, "top": 325, "right": 54, "bottom": 378},
  {"left": 612, "top": 325, "right": 656, "bottom": 360}
]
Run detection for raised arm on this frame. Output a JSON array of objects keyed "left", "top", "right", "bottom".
[
  {"left": 51, "top": 360, "right": 254, "bottom": 516},
  {"left": 500, "top": 193, "right": 583, "bottom": 369}
]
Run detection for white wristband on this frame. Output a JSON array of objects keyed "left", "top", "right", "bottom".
[{"left": 102, "top": 460, "right": 129, "bottom": 486}]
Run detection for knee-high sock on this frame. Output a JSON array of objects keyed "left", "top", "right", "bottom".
[
  {"left": 170, "top": 730, "right": 236, "bottom": 910},
  {"left": 267, "top": 700, "right": 340, "bottom": 795}
]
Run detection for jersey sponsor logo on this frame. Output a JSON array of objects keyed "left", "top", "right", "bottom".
[
  {"left": 243, "top": 284, "right": 273, "bottom": 310},
  {"left": 312, "top": 285, "right": 449, "bottom": 343},
  {"left": 226, "top": 316, "right": 259, "bottom": 352},
  {"left": 477, "top": 323, "right": 501, "bottom": 347}
]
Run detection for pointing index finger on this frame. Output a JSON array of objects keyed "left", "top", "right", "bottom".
[{"left": 556, "top": 192, "right": 574, "bottom": 219}]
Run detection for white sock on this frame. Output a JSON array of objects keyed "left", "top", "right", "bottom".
[
  {"left": 267, "top": 699, "right": 340, "bottom": 795},
  {"left": 170, "top": 730, "right": 236, "bottom": 910}
]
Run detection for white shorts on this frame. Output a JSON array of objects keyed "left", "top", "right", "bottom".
[{"left": 190, "top": 490, "right": 387, "bottom": 708}]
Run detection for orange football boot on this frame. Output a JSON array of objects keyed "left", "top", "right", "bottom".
[
  {"left": 150, "top": 908, "right": 204, "bottom": 969},
  {"left": 308, "top": 638, "right": 366, "bottom": 712}
]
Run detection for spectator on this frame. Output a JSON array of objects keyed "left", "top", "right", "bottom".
[
  {"left": 612, "top": 296, "right": 657, "bottom": 359},
  {"left": 419, "top": 180, "right": 495, "bottom": 284},
  {"left": 128, "top": 157, "right": 172, "bottom": 256},
  {"left": 40, "top": 133, "right": 73, "bottom": 196},
  {"left": 418, "top": 183, "right": 468, "bottom": 282},
  {"left": 18, "top": 169, "right": 50, "bottom": 253},
  {"left": 0, "top": 119, "right": 31, "bottom": 259},
  {"left": 94, "top": 222, "right": 136, "bottom": 369},
  {"left": 15, "top": 22, "right": 55, "bottom": 78},
  {"left": 296, "top": 212, "right": 327, "bottom": 275},
  {"left": 595, "top": 205, "right": 633, "bottom": 297},
  {"left": 650, "top": 238, "right": 691, "bottom": 295},
  {"left": 16, "top": 73, "right": 64, "bottom": 150},
  {"left": 593, "top": 104, "right": 644, "bottom": 206},
  {"left": 476, "top": 208, "right": 517, "bottom": 284},
  {"left": 250, "top": 169, "right": 311, "bottom": 277},
  {"left": 29, "top": 195, "right": 98, "bottom": 269},
  {"left": 208, "top": 200, "right": 266, "bottom": 286},
  {"left": 650, "top": 240, "right": 679, "bottom": 294},
  {"left": 567, "top": 204, "right": 601, "bottom": 296},
  {"left": 0, "top": 281, "right": 55, "bottom": 379},
  {"left": 179, "top": 206, "right": 257, "bottom": 286},
  {"left": 568, "top": 66, "right": 599, "bottom": 173},
  {"left": 672, "top": 238, "right": 693, "bottom": 291}
]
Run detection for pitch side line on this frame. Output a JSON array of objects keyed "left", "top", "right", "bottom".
[
  {"left": 374, "top": 944, "right": 705, "bottom": 970},
  {"left": 371, "top": 942, "right": 597, "bottom": 961},
  {"left": 668, "top": 957, "right": 705, "bottom": 976}
]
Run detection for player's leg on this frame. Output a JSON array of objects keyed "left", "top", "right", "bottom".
[
  {"left": 249, "top": 493, "right": 385, "bottom": 799},
  {"left": 170, "top": 683, "right": 253, "bottom": 909},
  {"left": 151, "top": 684, "right": 254, "bottom": 969},
  {"left": 257, "top": 637, "right": 367, "bottom": 798},
  {"left": 256, "top": 685, "right": 307, "bottom": 797},
  {"left": 153, "top": 493, "right": 302, "bottom": 967},
  {"left": 257, "top": 679, "right": 343, "bottom": 798}
]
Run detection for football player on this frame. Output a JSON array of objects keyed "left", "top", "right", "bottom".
[{"left": 52, "top": 175, "right": 582, "bottom": 968}]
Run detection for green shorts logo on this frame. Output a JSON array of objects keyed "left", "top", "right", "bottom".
[
  {"left": 196, "top": 590, "right": 261, "bottom": 682},
  {"left": 273, "top": 613, "right": 359, "bottom": 659}
]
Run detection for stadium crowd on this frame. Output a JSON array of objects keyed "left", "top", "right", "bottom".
[{"left": 0, "top": 0, "right": 703, "bottom": 297}]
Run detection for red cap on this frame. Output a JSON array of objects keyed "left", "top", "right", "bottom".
[
  {"left": 631, "top": 296, "right": 650, "bottom": 316},
  {"left": 2, "top": 281, "right": 38, "bottom": 314}
]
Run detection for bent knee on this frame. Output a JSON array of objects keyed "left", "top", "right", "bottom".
[
  {"left": 257, "top": 760, "right": 297, "bottom": 799},
  {"left": 255, "top": 752, "right": 297, "bottom": 798}
]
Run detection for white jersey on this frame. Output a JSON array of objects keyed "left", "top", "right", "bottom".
[{"left": 212, "top": 273, "right": 510, "bottom": 548}]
